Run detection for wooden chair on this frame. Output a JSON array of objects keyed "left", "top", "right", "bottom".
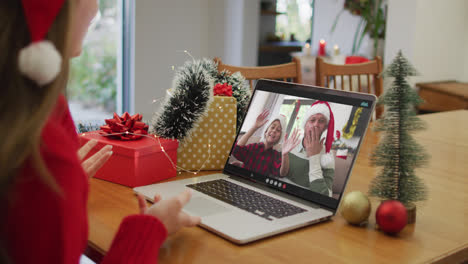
[
  {"left": 214, "top": 57, "right": 302, "bottom": 90},
  {"left": 315, "top": 56, "right": 383, "bottom": 118}
]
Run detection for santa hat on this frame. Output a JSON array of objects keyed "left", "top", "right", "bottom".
[
  {"left": 18, "top": 0, "right": 65, "bottom": 86},
  {"left": 301, "top": 101, "right": 335, "bottom": 153},
  {"left": 261, "top": 114, "right": 287, "bottom": 145}
]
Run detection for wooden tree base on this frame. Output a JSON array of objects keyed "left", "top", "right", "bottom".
[{"left": 406, "top": 205, "right": 416, "bottom": 224}]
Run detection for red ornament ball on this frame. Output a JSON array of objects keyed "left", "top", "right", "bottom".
[{"left": 376, "top": 200, "right": 408, "bottom": 234}]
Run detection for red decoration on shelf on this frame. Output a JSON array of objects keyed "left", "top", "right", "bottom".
[
  {"left": 376, "top": 200, "right": 408, "bottom": 235},
  {"left": 100, "top": 112, "right": 149, "bottom": 140},
  {"left": 214, "top": 83, "right": 233, "bottom": 96},
  {"left": 336, "top": 130, "right": 341, "bottom": 140},
  {"left": 345, "top": 56, "right": 370, "bottom": 64},
  {"left": 318, "top": 39, "right": 326, "bottom": 56}
]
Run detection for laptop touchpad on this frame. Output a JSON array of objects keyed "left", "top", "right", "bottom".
[{"left": 184, "top": 196, "right": 232, "bottom": 217}]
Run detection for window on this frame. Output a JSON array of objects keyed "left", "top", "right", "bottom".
[
  {"left": 279, "top": 97, "right": 315, "bottom": 135},
  {"left": 69, "top": 0, "right": 133, "bottom": 128},
  {"left": 276, "top": 0, "right": 313, "bottom": 42}
]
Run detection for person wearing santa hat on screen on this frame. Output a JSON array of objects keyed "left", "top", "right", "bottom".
[
  {"left": 231, "top": 110, "right": 298, "bottom": 178},
  {"left": 232, "top": 110, "right": 286, "bottom": 177},
  {"left": 1, "top": 0, "right": 200, "bottom": 263},
  {"left": 280, "top": 101, "right": 336, "bottom": 197}
]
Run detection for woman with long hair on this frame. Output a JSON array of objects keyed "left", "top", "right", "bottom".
[{"left": 0, "top": 1, "right": 200, "bottom": 263}]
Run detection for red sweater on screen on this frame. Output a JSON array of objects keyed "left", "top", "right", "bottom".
[{"left": 4, "top": 95, "right": 167, "bottom": 264}]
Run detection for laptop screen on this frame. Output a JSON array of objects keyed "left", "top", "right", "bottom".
[{"left": 223, "top": 80, "right": 376, "bottom": 210}]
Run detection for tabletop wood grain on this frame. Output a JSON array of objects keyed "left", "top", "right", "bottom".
[{"left": 87, "top": 110, "right": 468, "bottom": 264}]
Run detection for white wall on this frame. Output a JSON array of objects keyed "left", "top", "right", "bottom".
[
  {"left": 134, "top": 0, "right": 259, "bottom": 118},
  {"left": 242, "top": 0, "right": 260, "bottom": 67},
  {"left": 385, "top": 0, "right": 468, "bottom": 83},
  {"left": 134, "top": 0, "right": 210, "bottom": 118},
  {"left": 413, "top": 0, "right": 468, "bottom": 83},
  {"left": 214, "top": 0, "right": 260, "bottom": 66},
  {"left": 464, "top": 20, "right": 468, "bottom": 82},
  {"left": 383, "top": 0, "right": 418, "bottom": 66}
]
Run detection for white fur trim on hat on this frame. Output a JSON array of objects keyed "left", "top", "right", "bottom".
[
  {"left": 261, "top": 114, "right": 287, "bottom": 145},
  {"left": 320, "top": 152, "right": 335, "bottom": 169},
  {"left": 18, "top": 40, "right": 62, "bottom": 86},
  {"left": 301, "top": 103, "right": 330, "bottom": 130}
]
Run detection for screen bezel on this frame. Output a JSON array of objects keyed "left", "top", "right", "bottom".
[{"left": 223, "top": 79, "right": 376, "bottom": 211}]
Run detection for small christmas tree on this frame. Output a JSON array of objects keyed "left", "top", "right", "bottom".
[{"left": 369, "top": 51, "right": 429, "bottom": 207}]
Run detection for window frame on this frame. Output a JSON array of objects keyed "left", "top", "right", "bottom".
[
  {"left": 118, "top": 0, "right": 135, "bottom": 114},
  {"left": 280, "top": 99, "right": 315, "bottom": 136}
]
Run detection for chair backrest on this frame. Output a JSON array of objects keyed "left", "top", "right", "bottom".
[
  {"left": 315, "top": 56, "right": 383, "bottom": 118},
  {"left": 214, "top": 57, "right": 302, "bottom": 91}
]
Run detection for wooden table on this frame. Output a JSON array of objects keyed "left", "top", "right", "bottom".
[
  {"left": 417, "top": 81, "right": 468, "bottom": 112},
  {"left": 87, "top": 111, "right": 468, "bottom": 264}
]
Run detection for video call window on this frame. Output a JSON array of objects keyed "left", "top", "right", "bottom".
[{"left": 228, "top": 90, "right": 370, "bottom": 199}]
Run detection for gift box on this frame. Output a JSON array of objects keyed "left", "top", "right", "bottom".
[
  {"left": 177, "top": 96, "right": 237, "bottom": 170},
  {"left": 79, "top": 132, "right": 178, "bottom": 187}
]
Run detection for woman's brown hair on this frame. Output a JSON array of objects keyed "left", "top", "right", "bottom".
[
  {"left": 0, "top": 0, "right": 73, "bottom": 201},
  {"left": 1, "top": 0, "right": 73, "bottom": 262}
]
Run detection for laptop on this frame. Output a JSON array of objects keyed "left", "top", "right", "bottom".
[{"left": 134, "top": 79, "right": 376, "bottom": 244}]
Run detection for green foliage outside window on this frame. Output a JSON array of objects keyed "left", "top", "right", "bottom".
[
  {"left": 276, "top": 0, "right": 312, "bottom": 42},
  {"left": 98, "top": 0, "right": 115, "bottom": 13},
  {"left": 68, "top": 0, "right": 117, "bottom": 112},
  {"left": 68, "top": 41, "right": 117, "bottom": 111}
]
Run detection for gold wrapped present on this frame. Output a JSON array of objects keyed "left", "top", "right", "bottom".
[{"left": 177, "top": 96, "right": 237, "bottom": 170}]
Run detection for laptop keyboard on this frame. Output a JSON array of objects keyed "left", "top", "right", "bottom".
[{"left": 186, "top": 179, "right": 307, "bottom": 221}]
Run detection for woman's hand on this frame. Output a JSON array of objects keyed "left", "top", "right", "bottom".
[
  {"left": 78, "top": 139, "right": 113, "bottom": 178},
  {"left": 253, "top": 110, "right": 270, "bottom": 130},
  {"left": 304, "top": 126, "right": 325, "bottom": 157},
  {"left": 282, "top": 128, "right": 300, "bottom": 156},
  {"left": 137, "top": 189, "right": 201, "bottom": 235}
]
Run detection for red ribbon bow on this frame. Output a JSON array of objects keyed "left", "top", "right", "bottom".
[
  {"left": 213, "top": 83, "right": 233, "bottom": 96},
  {"left": 100, "top": 112, "right": 149, "bottom": 140}
]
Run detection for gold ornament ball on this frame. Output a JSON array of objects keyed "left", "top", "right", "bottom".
[{"left": 341, "top": 191, "right": 371, "bottom": 225}]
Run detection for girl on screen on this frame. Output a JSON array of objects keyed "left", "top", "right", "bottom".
[{"left": 231, "top": 110, "right": 300, "bottom": 178}]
